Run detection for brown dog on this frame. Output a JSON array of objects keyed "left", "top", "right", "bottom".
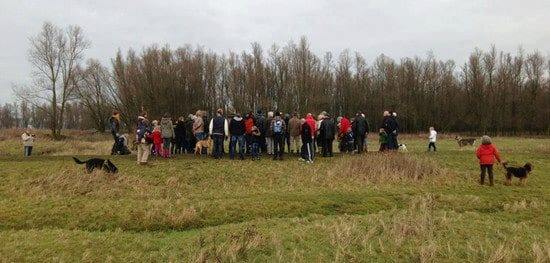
[
  {"left": 455, "top": 136, "right": 476, "bottom": 147},
  {"left": 194, "top": 138, "right": 213, "bottom": 156}
]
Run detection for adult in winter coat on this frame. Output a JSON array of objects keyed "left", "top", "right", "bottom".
[
  {"left": 136, "top": 112, "right": 152, "bottom": 165},
  {"left": 265, "top": 111, "right": 274, "bottom": 155},
  {"left": 284, "top": 113, "right": 291, "bottom": 153},
  {"left": 352, "top": 112, "right": 370, "bottom": 153},
  {"left": 193, "top": 110, "right": 206, "bottom": 141},
  {"left": 288, "top": 112, "right": 302, "bottom": 154},
  {"left": 319, "top": 114, "right": 336, "bottom": 157},
  {"left": 184, "top": 114, "right": 196, "bottom": 153},
  {"left": 338, "top": 116, "right": 353, "bottom": 153},
  {"left": 209, "top": 108, "right": 229, "bottom": 159},
  {"left": 475, "top": 135, "right": 501, "bottom": 186},
  {"left": 160, "top": 113, "right": 175, "bottom": 158},
  {"left": 21, "top": 126, "right": 35, "bottom": 157},
  {"left": 109, "top": 110, "right": 122, "bottom": 155},
  {"left": 270, "top": 111, "right": 286, "bottom": 160},
  {"left": 174, "top": 116, "right": 186, "bottom": 154},
  {"left": 229, "top": 112, "right": 246, "bottom": 160},
  {"left": 382, "top": 111, "right": 399, "bottom": 150},
  {"left": 300, "top": 118, "right": 314, "bottom": 163}
]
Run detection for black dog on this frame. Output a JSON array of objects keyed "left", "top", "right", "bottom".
[
  {"left": 502, "top": 161, "right": 533, "bottom": 186},
  {"left": 72, "top": 157, "right": 118, "bottom": 173}
]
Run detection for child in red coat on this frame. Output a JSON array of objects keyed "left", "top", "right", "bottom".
[
  {"left": 152, "top": 122, "right": 163, "bottom": 157},
  {"left": 475, "top": 135, "right": 501, "bottom": 186}
]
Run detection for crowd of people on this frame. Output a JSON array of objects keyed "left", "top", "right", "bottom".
[{"left": 123, "top": 108, "right": 406, "bottom": 165}]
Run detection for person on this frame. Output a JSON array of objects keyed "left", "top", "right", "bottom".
[
  {"left": 270, "top": 111, "right": 286, "bottom": 160},
  {"left": 284, "top": 113, "right": 291, "bottom": 153},
  {"left": 382, "top": 111, "right": 398, "bottom": 150},
  {"left": 288, "top": 112, "right": 302, "bottom": 154},
  {"left": 174, "top": 116, "right": 186, "bottom": 154},
  {"left": 305, "top": 113, "right": 317, "bottom": 152},
  {"left": 378, "top": 128, "right": 388, "bottom": 152},
  {"left": 136, "top": 112, "right": 152, "bottom": 165},
  {"left": 338, "top": 115, "right": 353, "bottom": 153},
  {"left": 109, "top": 110, "right": 123, "bottom": 155},
  {"left": 300, "top": 118, "right": 314, "bottom": 163},
  {"left": 251, "top": 125, "right": 261, "bottom": 160},
  {"left": 390, "top": 112, "right": 400, "bottom": 150},
  {"left": 476, "top": 135, "right": 501, "bottom": 186},
  {"left": 352, "top": 112, "right": 370, "bottom": 153},
  {"left": 319, "top": 114, "right": 336, "bottom": 157},
  {"left": 21, "top": 127, "right": 35, "bottom": 157},
  {"left": 209, "top": 108, "right": 229, "bottom": 159},
  {"left": 265, "top": 111, "right": 274, "bottom": 155},
  {"left": 193, "top": 110, "right": 206, "bottom": 141},
  {"left": 229, "top": 112, "right": 246, "bottom": 160},
  {"left": 255, "top": 110, "right": 267, "bottom": 153},
  {"left": 151, "top": 121, "right": 163, "bottom": 157},
  {"left": 428, "top": 127, "right": 437, "bottom": 152},
  {"left": 244, "top": 112, "right": 255, "bottom": 155},
  {"left": 184, "top": 114, "right": 196, "bottom": 153},
  {"left": 160, "top": 113, "right": 174, "bottom": 158}
]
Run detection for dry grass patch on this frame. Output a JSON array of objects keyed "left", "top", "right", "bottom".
[{"left": 327, "top": 153, "right": 453, "bottom": 185}]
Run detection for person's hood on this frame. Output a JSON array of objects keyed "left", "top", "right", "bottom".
[
  {"left": 233, "top": 116, "right": 243, "bottom": 121},
  {"left": 306, "top": 115, "right": 314, "bottom": 121},
  {"left": 161, "top": 117, "right": 171, "bottom": 123},
  {"left": 138, "top": 116, "right": 145, "bottom": 120}
]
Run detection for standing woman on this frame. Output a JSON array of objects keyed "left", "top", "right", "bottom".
[
  {"left": 193, "top": 110, "right": 206, "bottom": 141},
  {"left": 136, "top": 112, "right": 152, "bottom": 165},
  {"left": 160, "top": 113, "right": 175, "bottom": 158}
]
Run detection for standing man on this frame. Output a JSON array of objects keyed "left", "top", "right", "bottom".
[
  {"left": 320, "top": 113, "right": 336, "bottom": 157},
  {"left": 352, "top": 111, "right": 370, "bottom": 153},
  {"left": 265, "top": 111, "right": 274, "bottom": 155},
  {"left": 136, "top": 112, "right": 152, "bottom": 165},
  {"left": 382, "top": 111, "right": 397, "bottom": 150},
  {"left": 255, "top": 110, "right": 266, "bottom": 154},
  {"left": 229, "top": 112, "right": 246, "bottom": 160},
  {"left": 270, "top": 111, "right": 286, "bottom": 160},
  {"left": 288, "top": 112, "right": 302, "bottom": 154},
  {"left": 209, "top": 108, "right": 229, "bottom": 159}
]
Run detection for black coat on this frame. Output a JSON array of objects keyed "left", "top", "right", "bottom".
[
  {"left": 352, "top": 115, "right": 370, "bottom": 135},
  {"left": 301, "top": 122, "right": 312, "bottom": 143},
  {"left": 229, "top": 117, "right": 246, "bottom": 136},
  {"left": 320, "top": 118, "right": 336, "bottom": 140},
  {"left": 174, "top": 121, "right": 186, "bottom": 140}
]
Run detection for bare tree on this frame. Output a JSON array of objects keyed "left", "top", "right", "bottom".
[{"left": 14, "top": 22, "right": 90, "bottom": 138}]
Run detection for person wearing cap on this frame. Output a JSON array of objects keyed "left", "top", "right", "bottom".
[{"left": 209, "top": 108, "right": 229, "bottom": 159}]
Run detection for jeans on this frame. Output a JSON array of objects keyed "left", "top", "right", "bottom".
[
  {"left": 24, "top": 146, "right": 33, "bottom": 156},
  {"left": 251, "top": 142, "right": 260, "bottom": 159},
  {"left": 195, "top": 132, "right": 206, "bottom": 141},
  {"left": 229, "top": 135, "right": 245, "bottom": 159},
  {"left": 266, "top": 137, "right": 274, "bottom": 154},
  {"left": 212, "top": 134, "right": 225, "bottom": 158},
  {"left": 273, "top": 133, "right": 284, "bottom": 159}
]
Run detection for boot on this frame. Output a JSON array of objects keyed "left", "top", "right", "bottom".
[
  {"left": 479, "top": 174, "right": 485, "bottom": 185},
  {"left": 489, "top": 174, "right": 494, "bottom": 186}
]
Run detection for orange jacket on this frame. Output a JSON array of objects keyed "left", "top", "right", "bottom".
[{"left": 476, "top": 144, "right": 501, "bottom": 165}]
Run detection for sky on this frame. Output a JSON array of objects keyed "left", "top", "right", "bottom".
[{"left": 1, "top": 0, "right": 549, "bottom": 103}]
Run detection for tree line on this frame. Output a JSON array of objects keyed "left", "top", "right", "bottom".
[{"left": 10, "top": 22, "right": 550, "bottom": 136}]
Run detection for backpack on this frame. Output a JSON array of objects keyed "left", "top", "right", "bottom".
[{"left": 273, "top": 119, "right": 283, "bottom": 134}]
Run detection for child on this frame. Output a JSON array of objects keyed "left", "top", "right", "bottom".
[
  {"left": 428, "top": 127, "right": 437, "bottom": 151},
  {"left": 475, "top": 135, "right": 501, "bottom": 186},
  {"left": 251, "top": 125, "right": 261, "bottom": 160},
  {"left": 152, "top": 121, "right": 163, "bottom": 157},
  {"left": 378, "top": 128, "right": 388, "bottom": 152}
]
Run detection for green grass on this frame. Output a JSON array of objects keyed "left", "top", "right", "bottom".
[{"left": 0, "top": 134, "right": 549, "bottom": 262}]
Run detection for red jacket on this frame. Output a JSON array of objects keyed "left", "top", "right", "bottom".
[
  {"left": 306, "top": 115, "right": 316, "bottom": 138},
  {"left": 244, "top": 117, "right": 254, "bottom": 135},
  {"left": 476, "top": 144, "right": 501, "bottom": 165},
  {"left": 152, "top": 130, "right": 163, "bottom": 145},
  {"left": 339, "top": 117, "right": 351, "bottom": 134}
]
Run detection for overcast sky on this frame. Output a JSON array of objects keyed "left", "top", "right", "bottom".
[{"left": 1, "top": 0, "right": 549, "bottom": 103}]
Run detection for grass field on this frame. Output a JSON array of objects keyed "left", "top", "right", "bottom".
[{"left": 0, "top": 130, "right": 549, "bottom": 262}]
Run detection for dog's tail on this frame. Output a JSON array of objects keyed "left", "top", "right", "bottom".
[{"left": 72, "top": 157, "right": 85, "bottom": 164}]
